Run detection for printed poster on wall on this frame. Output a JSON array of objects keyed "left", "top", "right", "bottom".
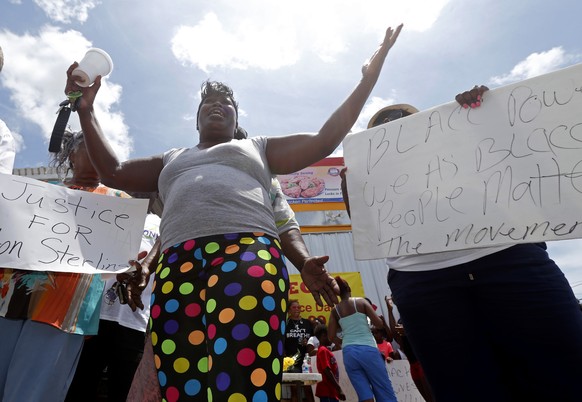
[{"left": 277, "top": 157, "right": 344, "bottom": 204}]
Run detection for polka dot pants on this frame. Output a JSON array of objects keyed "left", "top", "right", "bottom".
[{"left": 150, "top": 233, "right": 289, "bottom": 402}]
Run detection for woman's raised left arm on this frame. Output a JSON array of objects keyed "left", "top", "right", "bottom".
[{"left": 267, "top": 24, "right": 403, "bottom": 174}]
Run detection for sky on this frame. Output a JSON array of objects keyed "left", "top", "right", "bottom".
[{"left": 1, "top": 0, "right": 582, "bottom": 298}]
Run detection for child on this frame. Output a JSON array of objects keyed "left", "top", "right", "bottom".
[
  {"left": 371, "top": 324, "right": 394, "bottom": 362},
  {"left": 314, "top": 324, "right": 346, "bottom": 402}
]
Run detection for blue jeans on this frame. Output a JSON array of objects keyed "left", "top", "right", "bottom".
[
  {"left": 388, "top": 243, "right": 582, "bottom": 402},
  {"left": 343, "top": 345, "right": 397, "bottom": 402},
  {"left": 0, "top": 318, "right": 84, "bottom": 402}
]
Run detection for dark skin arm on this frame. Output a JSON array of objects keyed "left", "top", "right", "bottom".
[
  {"left": 327, "top": 308, "right": 341, "bottom": 346},
  {"left": 279, "top": 228, "right": 340, "bottom": 307},
  {"left": 322, "top": 366, "right": 346, "bottom": 401},
  {"left": 266, "top": 24, "right": 403, "bottom": 175},
  {"left": 339, "top": 167, "right": 351, "bottom": 217},
  {"left": 116, "top": 238, "right": 161, "bottom": 311},
  {"left": 385, "top": 296, "right": 405, "bottom": 342},
  {"left": 360, "top": 298, "right": 383, "bottom": 328},
  {"left": 378, "top": 314, "right": 394, "bottom": 342},
  {"left": 65, "top": 66, "right": 163, "bottom": 192}
]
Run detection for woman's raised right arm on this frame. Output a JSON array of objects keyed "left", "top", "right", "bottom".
[{"left": 66, "top": 63, "right": 163, "bottom": 192}]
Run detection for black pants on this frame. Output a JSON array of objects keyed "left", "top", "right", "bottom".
[
  {"left": 65, "top": 320, "right": 146, "bottom": 402},
  {"left": 388, "top": 244, "right": 582, "bottom": 402}
]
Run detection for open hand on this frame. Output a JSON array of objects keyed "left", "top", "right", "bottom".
[
  {"left": 301, "top": 256, "right": 340, "bottom": 307},
  {"left": 362, "top": 24, "right": 403, "bottom": 79},
  {"left": 117, "top": 250, "right": 148, "bottom": 312}
]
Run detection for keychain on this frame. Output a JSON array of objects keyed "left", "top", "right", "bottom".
[
  {"left": 103, "top": 281, "right": 129, "bottom": 305},
  {"left": 116, "top": 281, "right": 129, "bottom": 305},
  {"left": 104, "top": 282, "right": 119, "bottom": 305}
]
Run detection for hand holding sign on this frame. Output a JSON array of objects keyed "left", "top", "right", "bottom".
[{"left": 343, "top": 63, "right": 582, "bottom": 260}]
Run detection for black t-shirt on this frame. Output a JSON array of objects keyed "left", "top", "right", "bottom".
[{"left": 284, "top": 318, "right": 313, "bottom": 357}]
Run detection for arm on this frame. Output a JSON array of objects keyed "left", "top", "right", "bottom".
[
  {"left": 339, "top": 167, "right": 351, "bottom": 217},
  {"left": 362, "top": 298, "right": 384, "bottom": 328},
  {"left": 385, "top": 296, "right": 404, "bottom": 344},
  {"left": 271, "top": 178, "right": 340, "bottom": 307},
  {"left": 266, "top": 24, "right": 403, "bottom": 174},
  {"left": 327, "top": 308, "right": 342, "bottom": 346},
  {"left": 323, "top": 366, "right": 345, "bottom": 400},
  {"left": 279, "top": 229, "right": 339, "bottom": 307},
  {"left": 65, "top": 64, "right": 163, "bottom": 192},
  {"left": 378, "top": 314, "right": 394, "bottom": 342}
]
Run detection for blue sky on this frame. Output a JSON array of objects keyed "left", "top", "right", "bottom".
[{"left": 1, "top": 0, "right": 582, "bottom": 298}]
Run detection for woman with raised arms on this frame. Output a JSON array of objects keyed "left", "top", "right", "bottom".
[{"left": 64, "top": 24, "right": 402, "bottom": 401}]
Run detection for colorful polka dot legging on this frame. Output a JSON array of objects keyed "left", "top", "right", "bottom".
[{"left": 150, "top": 233, "right": 289, "bottom": 402}]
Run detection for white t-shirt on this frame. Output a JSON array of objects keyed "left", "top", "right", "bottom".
[
  {"left": 386, "top": 245, "right": 511, "bottom": 271},
  {"left": 0, "top": 121, "right": 15, "bottom": 174},
  {"left": 100, "top": 213, "right": 160, "bottom": 332}
]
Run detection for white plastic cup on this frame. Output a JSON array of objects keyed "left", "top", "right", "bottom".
[{"left": 72, "top": 48, "right": 113, "bottom": 87}]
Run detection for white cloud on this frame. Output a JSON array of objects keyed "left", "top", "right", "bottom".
[
  {"left": 171, "top": 12, "right": 300, "bottom": 73},
  {"left": 171, "top": 0, "right": 450, "bottom": 73},
  {"left": 0, "top": 26, "right": 131, "bottom": 161},
  {"left": 33, "top": 0, "right": 100, "bottom": 24},
  {"left": 490, "top": 47, "right": 581, "bottom": 86}
]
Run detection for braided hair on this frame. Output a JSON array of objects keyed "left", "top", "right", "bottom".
[{"left": 50, "top": 129, "right": 85, "bottom": 181}]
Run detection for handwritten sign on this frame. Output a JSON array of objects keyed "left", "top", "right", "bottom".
[
  {"left": 311, "top": 354, "right": 425, "bottom": 402},
  {"left": 343, "top": 63, "right": 582, "bottom": 260},
  {"left": 386, "top": 361, "right": 426, "bottom": 402},
  {"left": 0, "top": 173, "right": 148, "bottom": 273}
]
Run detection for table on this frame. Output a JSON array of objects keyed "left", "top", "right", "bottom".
[{"left": 282, "top": 373, "right": 322, "bottom": 402}]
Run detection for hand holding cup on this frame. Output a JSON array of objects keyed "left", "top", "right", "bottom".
[{"left": 71, "top": 48, "right": 113, "bottom": 87}]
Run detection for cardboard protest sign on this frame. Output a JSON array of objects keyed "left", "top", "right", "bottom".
[
  {"left": 0, "top": 174, "right": 148, "bottom": 273},
  {"left": 343, "top": 63, "right": 582, "bottom": 260},
  {"left": 311, "top": 354, "right": 425, "bottom": 402}
]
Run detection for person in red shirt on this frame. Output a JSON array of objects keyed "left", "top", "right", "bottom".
[
  {"left": 372, "top": 325, "right": 394, "bottom": 362},
  {"left": 314, "top": 324, "right": 345, "bottom": 402}
]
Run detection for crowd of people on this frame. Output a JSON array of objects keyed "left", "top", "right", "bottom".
[{"left": 2, "top": 19, "right": 582, "bottom": 402}]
